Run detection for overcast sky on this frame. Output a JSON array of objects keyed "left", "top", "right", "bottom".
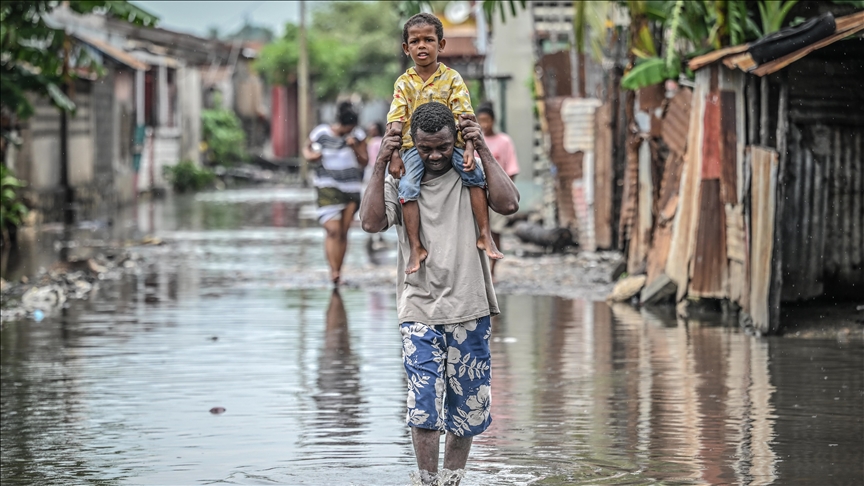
[{"left": 132, "top": 1, "right": 320, "bottom": 38}]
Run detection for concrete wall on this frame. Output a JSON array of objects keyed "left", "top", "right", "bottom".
[
  {"left": 113, "top": 69, "right": 136, "bottom": 204},
  {"left": 488, "top": 7, "right": 542, "bottom": 213}
]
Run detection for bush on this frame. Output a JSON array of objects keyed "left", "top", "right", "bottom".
[
  {"left": 1, "top": 165, "right": 28, "bottom": 229},
  {"left": 163, "top": 161, "right": 215, "bottom": 193},
  {"left": 202, "top": 105, "right": 247, "bottom": 165}
]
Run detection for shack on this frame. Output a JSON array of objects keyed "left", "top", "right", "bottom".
[{"left": 619, "top": 10, "right": 863, "bottom": 333}]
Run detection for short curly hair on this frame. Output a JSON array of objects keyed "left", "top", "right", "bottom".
[
  {"left": 402, "top": 12, "right": 444, "bottom": 44},
  {"left": 410, "top": 102, "right": 457, "bottom": 142}
]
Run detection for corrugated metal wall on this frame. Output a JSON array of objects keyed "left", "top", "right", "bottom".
[
  {"left": 781, "top": 51, "right": 864, "bottom": 301},
  {"left": 782, "top": 124, "right": 863, "bottom": 301}
]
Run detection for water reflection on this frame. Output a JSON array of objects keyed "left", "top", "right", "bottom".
[
  {"left": 2, "top": 187, "right": 862, "bottom": 485},
  {"left": 310, "top": 290, "right": 365, "bottom": 445}
]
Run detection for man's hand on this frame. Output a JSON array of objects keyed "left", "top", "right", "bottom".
[
  {"left": 378, "top": 125, "right": 402, "bottom": 166},
  {"left": 361, "top": 125, "right": 401, "bottom": 234},
  {"left": 459, "top": 114, "right": 485, "bottom": 153}
]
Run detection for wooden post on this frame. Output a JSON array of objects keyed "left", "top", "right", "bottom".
[
  {"left": 768, "top": 77, "right": 788, "bottom": 334},
  {"left": 298, "top": 0, "right": 310, "bottom": 187},
  {"left": 759, "top": 77, "right": 769, "bottom": 146},
  {"left": 60, "top": 34, "right": 74, "bottom": 229}
]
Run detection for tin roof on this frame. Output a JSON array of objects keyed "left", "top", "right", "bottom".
[
  {"left": 71, "top": 33, "right": 149, "bottom": 71},
  {"left": 688, "top": 10, "right": 864, "bottom": 76}
]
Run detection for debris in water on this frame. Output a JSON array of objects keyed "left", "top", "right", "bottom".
[{"left": 209, "top": 407, "right": 226, "bottom": 415}]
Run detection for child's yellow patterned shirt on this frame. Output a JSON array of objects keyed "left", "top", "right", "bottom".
[{"left": 387, "top": 62, "right": 473, "bottom": 150}]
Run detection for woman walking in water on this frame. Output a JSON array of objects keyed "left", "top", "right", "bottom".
[{"left": 303, "top": 102, "right": 368, "bottom": 285}]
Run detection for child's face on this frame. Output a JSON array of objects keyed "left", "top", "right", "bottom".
[
  {"left": 402, "top": 23, "right": 444, "bottom": 70},
  {"left": 477, "top": 113, "right": 494, "bottom": 135}
]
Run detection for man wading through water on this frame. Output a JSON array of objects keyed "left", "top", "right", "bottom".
[{"left": 360, "top": 101, "right": 519, "bottom": 485}]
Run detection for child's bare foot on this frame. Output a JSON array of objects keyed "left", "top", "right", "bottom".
[
  {"left": 405, "top": 246, "right": 428, "bottom": 274},
  {"left": 477, "top": 234, "right": 503, "bottom": 260},
  {"left": 331, "top": 269, "right": 341, "bottom": 286}
]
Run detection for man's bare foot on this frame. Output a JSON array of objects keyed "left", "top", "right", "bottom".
[
  {"left": 331, "top": 270, "right": 341, "bottom": 286},
  {"left": 405, "top": 246, "right": 428, "bottom": 275},
  {"left": 477, "top": 235, "right": 504, "bottom": 260}
]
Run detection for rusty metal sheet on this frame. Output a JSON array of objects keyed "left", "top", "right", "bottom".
[
  {"left": 749, "top": 146, "right": 779, "bottom": 332},
  {"left": 539, "top": 50, "right": 572, "bottom": 98},
  {"left": 637, "top": 84, "right": 665, "bottom": 111},
  {"left": 645, "top": 223, "right": 673, "bottom": 289},
  {"left": 618, "top": 131, "right": 639, "bottom": 249},
  {"left": 720, "top": 91, "right": 738, "bottom": 203},
  {"left": 663, "top": 89, "right": 692, "bottom": 158},
  {"left": 689, "top": 179, "right": 728, "bottom": 298},
  {"left": 658, "top": 152, "right": 685, "bottom": 223},
  {"left": 701, "top": 91, "right": 722, "bottom": 180},
  {"left": 667, "top": 78, "right": 707, "bottom": 298}
]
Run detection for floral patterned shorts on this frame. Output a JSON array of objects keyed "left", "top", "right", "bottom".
[{"left": 400, "top": 316, "right": 492, "bottom": 437}]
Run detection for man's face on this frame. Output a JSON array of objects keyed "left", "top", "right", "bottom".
[{"left": 413, "top": 127, "right": 455, "bottom": 176}]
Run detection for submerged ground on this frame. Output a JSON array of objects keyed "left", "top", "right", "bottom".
[{"left": 2, "top": 187, "right": 862, "bottom": 485}]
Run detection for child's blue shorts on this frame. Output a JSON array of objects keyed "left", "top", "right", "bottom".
[
  {"left": 400, "top": 316, "right": 492, "bottom": 437},
  {"left": 398, "top": 147, "right": 485, "bottom": 203}
]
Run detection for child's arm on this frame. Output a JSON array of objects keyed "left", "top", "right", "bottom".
[
  {"left": 459, "top": 114, "right": 477, "bottom": 172},
  {"left": 387, "top": 121, "right": 405, "bottom": 179}
]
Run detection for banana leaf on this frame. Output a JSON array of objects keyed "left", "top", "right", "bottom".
[{"left": 621, "top": 57, "right": 675, "bottom": 90}]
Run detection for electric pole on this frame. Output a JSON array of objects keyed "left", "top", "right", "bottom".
[{"left": 298, "top": 0, "right": 310, "bottom": 187}]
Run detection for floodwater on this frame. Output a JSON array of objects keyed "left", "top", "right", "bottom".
[{"left": 2, "top": 189, "right": 862, "bottom": 485}]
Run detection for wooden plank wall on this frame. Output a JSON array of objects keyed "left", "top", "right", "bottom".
[
  {"left": 594, "top": 103, "right": 614, "bottom": 249},
  {"left": 750, "top": 147, "right": 779, "bottom": 332}
]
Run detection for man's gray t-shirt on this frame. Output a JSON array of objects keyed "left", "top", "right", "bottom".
[{"left": 384, "top": 169, "right": 499, "bottom": 325}]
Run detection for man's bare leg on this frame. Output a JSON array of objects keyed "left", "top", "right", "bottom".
[
  {"left": 441, "top": 433, "right": 473, "bottom": 485},
  {"left": 469, "top": 186, "right": 503, "bottom": 260},
  {"left": 411, "top": 427, "right": 440, "bottom": 485},
  {"left": 403, "top": 200, "right": 428, "bottom": 274}
]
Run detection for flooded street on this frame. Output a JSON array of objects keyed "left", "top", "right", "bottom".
[{"left": 2, "top": 189, "right": 862, "bottom": 485}]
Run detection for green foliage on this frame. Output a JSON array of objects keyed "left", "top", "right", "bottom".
[
  {"left": 1, "top": 165, "right": 28, "bottom": 229},
  {"left": 758, "top": 0, "right": 799, "bottom": 35},
  {"left": 202, "top": 103, "right": 247, "bottom": 165},
  {"left": 255, "top": 1, "right": 401, "bottom": 100},
  {"left": 0, "top": 1, "right": 157, "bottom": 120},
  {"left": 481, "top": 0, "right": 527, "bottom": 24},
  {"left": 163, "top": 161, "right": 215, "bottom": 193},
  {"left": 621, "top": 57, "right": 675, "bottom": 90},
  {"left": 400, "top": 0, "right": 527, "bottom": 25}
]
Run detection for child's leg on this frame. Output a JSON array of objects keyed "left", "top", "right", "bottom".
[
  {"left": 453, "top": 146, "right": 503, "bottom": 260},
  {"left": 398, "top": 148, "right": 428, "bottom": 274},
  {"left": 469, "top": 187, "right": 503, "bottom": 259}
]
